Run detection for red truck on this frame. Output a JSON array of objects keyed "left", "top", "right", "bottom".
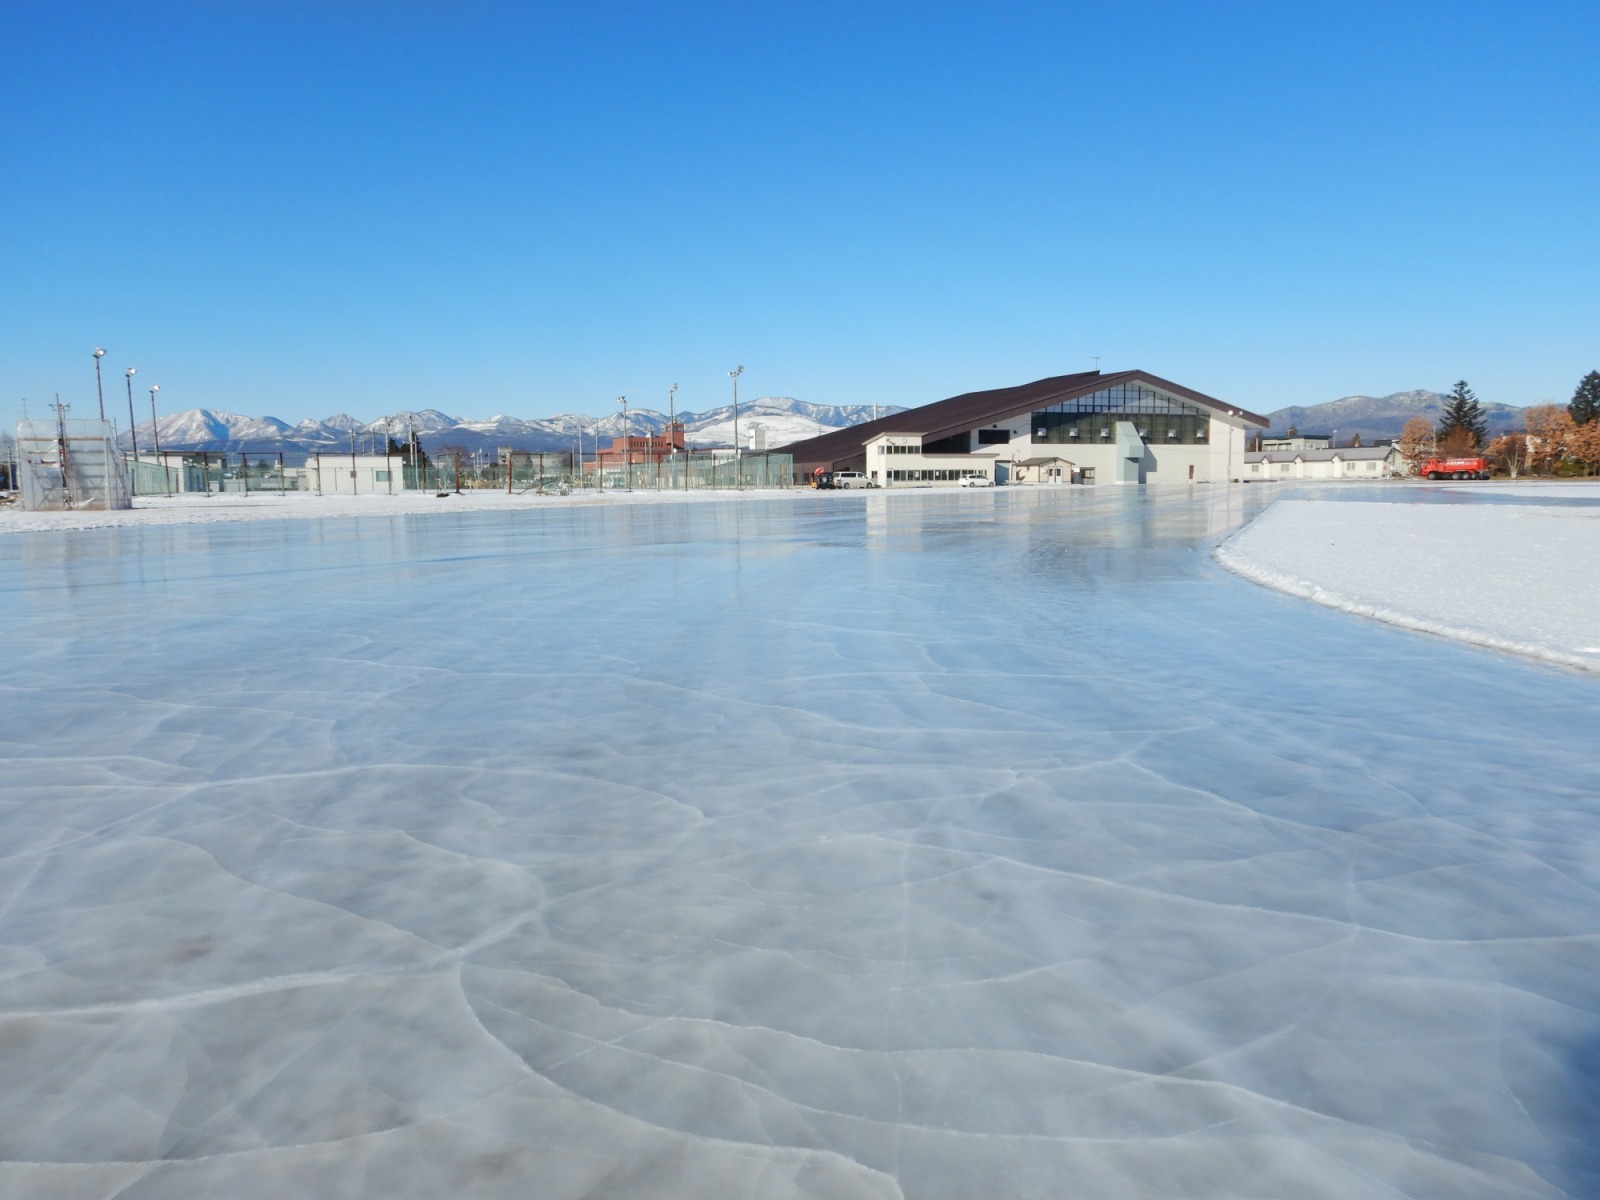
[{"left": 1418, "top": 456, "right": 1490, "bottom": 480}]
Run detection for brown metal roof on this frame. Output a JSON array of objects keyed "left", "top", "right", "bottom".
[{"left": 784, "top": 370, "right": 1269, "bottom": 470}]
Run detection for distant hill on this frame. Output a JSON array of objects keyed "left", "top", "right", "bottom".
[
  {"left": 119, "top": 398, "right": 905, "bottom": 462},
  {"left": 1265, "top": 390, "right": 1526, "bottom": 443}
]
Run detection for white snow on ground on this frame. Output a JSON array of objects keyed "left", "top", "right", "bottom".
[
  {"left": 0, "top": 486, "right": 812, "bottom": 534},
  {"left": 1217, "top": 487, "right": 1600, "bottom": 671}
]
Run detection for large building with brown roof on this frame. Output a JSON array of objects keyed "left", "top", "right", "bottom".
[{"left": 784, "top": 370, "right": 1269, "bottom": 486}]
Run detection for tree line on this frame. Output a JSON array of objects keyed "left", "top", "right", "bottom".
[{"left": 1396, "top": 372, "right": 1600, "bottom": 477}]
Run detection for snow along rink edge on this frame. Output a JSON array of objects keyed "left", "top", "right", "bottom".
[{"left": 1214, "top": 490, "right": 1600, "bottom": 674}]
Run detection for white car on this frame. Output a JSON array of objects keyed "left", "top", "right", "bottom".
[
  {"left": 833, "top": 471, "right": 871, "bottom": 489},
  {"left": 958, "top": 474, "right": 994, "bottom": 487}
]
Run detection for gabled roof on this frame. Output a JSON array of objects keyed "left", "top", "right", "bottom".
[{"left": 784, "top": 370, "right": 1268, "bottom": 467}]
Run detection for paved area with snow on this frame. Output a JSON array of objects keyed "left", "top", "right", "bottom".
[{"left": 1217, "top": 482, "right": 1600, "bottom": 672}]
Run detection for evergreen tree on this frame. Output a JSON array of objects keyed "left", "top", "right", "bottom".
[
  {"left": 1568, "top": 370, "right": 1600, "bottom": 426},
  {"left": 1437, "top": 381, "right": 1488, "bottom": 450}
]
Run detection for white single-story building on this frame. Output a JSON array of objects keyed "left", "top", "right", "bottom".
[
  {"left": 1243, "top": 445, "right": 1405, "bottom": 482},
  {"left": 300, "top": 453, "right": 406, "bottom": 495}
]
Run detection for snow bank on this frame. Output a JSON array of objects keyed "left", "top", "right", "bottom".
[{"left": 1217, "top": 492, "right": 1600, "bottom": 671}]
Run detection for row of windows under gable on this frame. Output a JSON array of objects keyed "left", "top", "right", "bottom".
[{"left": 1031, "top": 411, "right": 1210, "bottom": 445}]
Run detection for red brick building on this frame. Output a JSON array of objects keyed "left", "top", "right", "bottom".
[{"left": 593, "top": 423, "right": 687, "bottom": 470}]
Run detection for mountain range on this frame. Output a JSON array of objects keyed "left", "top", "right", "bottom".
[
  {"left": 1264, "top": 390, "right": 1526, "bottom": 443},
  {"left": 118, "top": 398, "right": 902, "bottom": 462},
  {"left": 115, "top": 388, "right": 1532, "bottom": 462}
]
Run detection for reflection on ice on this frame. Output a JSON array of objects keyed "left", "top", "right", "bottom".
[{"left": 1, "top": 488, "right": 1596, "bottom": 1198}]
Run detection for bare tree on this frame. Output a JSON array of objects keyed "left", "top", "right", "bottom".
[
  {"left": 1486, "top": 433, "right": 1529, "bottom": 478},
  {"left": 441, "top": 444, "right": 467, "bottom": 493},
  {"left": 1523, "top": 405, "right": 1576, "bottom": 474}
]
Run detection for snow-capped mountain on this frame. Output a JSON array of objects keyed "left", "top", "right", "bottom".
[
  {"left": 120, "top": 398, "right": 904, "bottom": 460},
  {"left": 1265, "top": 390, "right": 1525, "bottom": 442},
  {"left": 125, "top": 409, "right": 298, "bottom": 452}
]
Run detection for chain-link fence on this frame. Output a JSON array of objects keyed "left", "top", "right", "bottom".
[
  {"left": 123, "top": 452, "right": 300, "bottom": 497},
  {"left": 16, "top": 418, "right": 131, "bottom": 511},
  {"left": 589, "top": 452, "right": 794, "bottom": 490}
]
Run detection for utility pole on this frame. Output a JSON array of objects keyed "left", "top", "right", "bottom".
[
  {"left": 54, "top": 398, "right": 72, "bottom": 508},
  {"left": 149, "top": 385, "right": 169, "bottom": 493}
]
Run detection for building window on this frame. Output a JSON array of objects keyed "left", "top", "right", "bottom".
[
  {"left": 977, "top": 429, "right": 1010, "bottom": 445},
  {"left": 1031, "top": 385, "right": 1215, "bottom": 446}
]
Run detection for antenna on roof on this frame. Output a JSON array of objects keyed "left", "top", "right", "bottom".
[{"left": 1091, "top": 357, "right": 1101, "bottom": 372}]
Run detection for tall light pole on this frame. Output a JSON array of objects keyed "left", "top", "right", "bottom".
[
  {"left": 616, "top": 396, "right": 629, "bottom": 489},
  {"left": 728, "top": 365, "right": 744, "bottom": 490},
  {"left": 92, "top": 348, "right": 107, "bottom": 421},
  {"left": 124, "top": 367, "right": 139, "bottom": 467},
  {"left": 668, "top": 382, "right": 678, "bottom": 490}
]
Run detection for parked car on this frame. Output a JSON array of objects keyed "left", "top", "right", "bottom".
[
  {"left": 833, "top": 471, "right": 871, "bottom": 489},
  {"left": 959, "top": 474, "right": 994, "bottom": 487}
]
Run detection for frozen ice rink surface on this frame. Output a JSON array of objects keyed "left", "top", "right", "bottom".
[{"left": 2, "top": 487, "right": 1597, "bottom": 1199}]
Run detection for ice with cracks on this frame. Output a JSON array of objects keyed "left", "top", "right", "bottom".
[{"left": 1, "top": 486, "right": 1596, "bottom": 1199}]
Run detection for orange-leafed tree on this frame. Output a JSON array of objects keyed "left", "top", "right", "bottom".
[
  {"left": 1397, "top": 417, "right": 1435, "bottom": 471},
  {"left": 1568, "top": 419, "right": 1600, "bottom": 476}
]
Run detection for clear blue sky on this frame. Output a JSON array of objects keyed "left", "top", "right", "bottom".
[{"left": 4, "top": 0, "right": 1596, "bottom": 428}]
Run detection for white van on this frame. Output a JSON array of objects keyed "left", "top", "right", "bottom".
[{"left": 833, "top": 471, "right": 871, "bottom": 489}]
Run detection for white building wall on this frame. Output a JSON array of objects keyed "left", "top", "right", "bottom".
[
  {"left": 302, "top": 454, "right": 402, "bottom": 495},
  {"left": 865, "top": 434, "right": 999, "bottom": 486},
  {"left": 992, "top": 415, "right": 1244, "bottom": 484}
]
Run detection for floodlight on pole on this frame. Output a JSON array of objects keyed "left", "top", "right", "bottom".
[
  {"left": 124, "top": 367, "right": 139, "bottom": 465},
  {"left": 92, "top": 348, "right": 107, "bottom": 422},
  {"left": 728, "top": 365, "right": 744, "bottom": 490}
]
